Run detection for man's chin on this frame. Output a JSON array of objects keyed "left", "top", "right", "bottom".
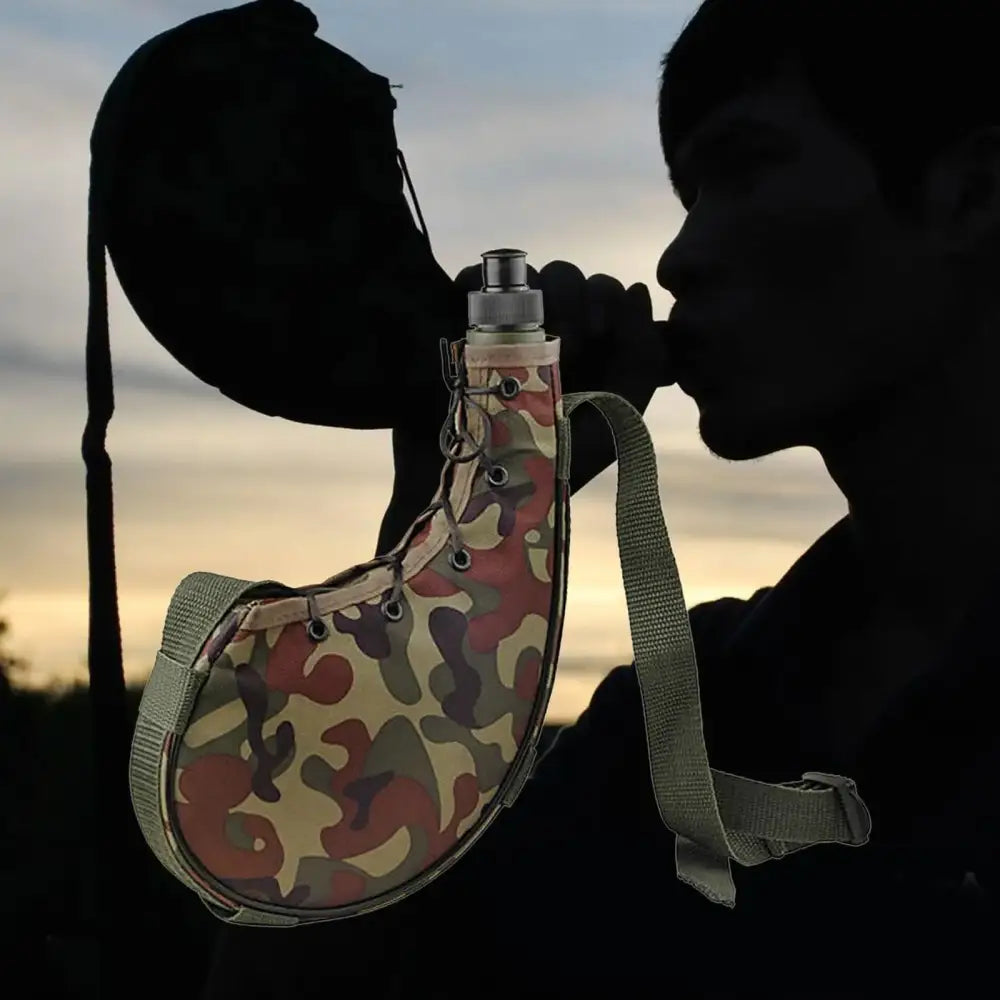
[{"left": 697, "top": 404, "right": 792, "bottom": 462}]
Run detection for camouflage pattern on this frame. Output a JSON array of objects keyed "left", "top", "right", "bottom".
[{"left": 163, "top": 338, "right": 568, "bottom": 912}]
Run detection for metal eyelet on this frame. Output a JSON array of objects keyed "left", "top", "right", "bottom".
[
  {"left": 381, "top": 599, "right": 404, "bottom": 622},
  {"left": 486, "top": 465, "right": 509, "bottom": 488},
  {"left": 448, "top": 548, "right": 472, "bottom": 572},
  {"left": 498, "top": 376, "right": 521, "bottom": 400},
  {"left": 306, "top": 618, "right": 329, "bottom": 642}
]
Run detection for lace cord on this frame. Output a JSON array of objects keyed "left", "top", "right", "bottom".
[
  {"left": 302, "top": 338, "right": 520, "bottom": 635},
  {"left": 306, "top": 337, "right": 521, "bottom": 642},
  {"left": 377, "top": 338, "right": 514, "bottom": 620}
]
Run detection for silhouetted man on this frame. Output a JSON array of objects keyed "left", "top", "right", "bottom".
[{"left": 205, "top": 2, "right": 999, "bottom": 994}]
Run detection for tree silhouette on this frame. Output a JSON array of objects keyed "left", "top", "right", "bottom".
[{"left": 0, "top": 590, "right": 28, "bottom": 690}]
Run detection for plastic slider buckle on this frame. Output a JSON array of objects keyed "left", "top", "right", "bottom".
[{"left": 802, "top": 772, "right": 873, "bottom": 847}]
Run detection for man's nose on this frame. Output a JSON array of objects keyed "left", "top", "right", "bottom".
[
  {"left": 657, "top": 243, "right": 690, "bottom": 301},
  {"left": 656, "top": 219, "right": 712, "bottom": 301}
]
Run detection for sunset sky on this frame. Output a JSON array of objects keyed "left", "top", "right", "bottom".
[{"left": 1, "top": 0, "right": 847, "bottom": 720}]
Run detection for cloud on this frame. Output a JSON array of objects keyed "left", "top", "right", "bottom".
[
  {"left": 0, "top": 340, "right": 207, "bottom": 398},
  {"left": 1, "top": 434, "right": 842, "bottom": 595},
  {"left": 1, "top": 435, "right": 843, "bottom": 695},
  {"left": 585, "top": 438, "right": 847, "bottom": 543}
]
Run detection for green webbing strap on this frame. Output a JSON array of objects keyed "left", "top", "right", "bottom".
[
  {"left": 130, "top": 571, "right": 301, "bottom": 926},
  {"left": 129, "top": 572, "right": 254, "bottom": 885},
  {"left": 561, "top": 391, "right": 872, "bottom": 909}
]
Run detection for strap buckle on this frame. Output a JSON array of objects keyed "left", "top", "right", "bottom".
[{"left": 802, "top": 772, "right": 873, "bottom": 846}]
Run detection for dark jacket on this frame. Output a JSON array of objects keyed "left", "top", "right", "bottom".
[{"left": 203, "top": 516, "right": 997, "bottom": 997}]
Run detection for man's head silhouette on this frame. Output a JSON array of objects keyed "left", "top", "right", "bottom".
[
  {"left": 90, "top": 0, "right": 462, "bottom": 432},
  {"left": 656, "top": 0, "right": 1000, "bottom": 467}
]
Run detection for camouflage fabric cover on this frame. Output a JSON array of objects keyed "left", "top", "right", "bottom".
[{"left": 136, "top": 336, "right": 569, "bottom": 921}]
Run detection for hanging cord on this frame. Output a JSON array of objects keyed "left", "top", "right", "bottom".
[
  {"left": 381, "top": 339, "right": 516, "bottom": 611},
  {"left": 83, "top": 111, "right": 137, "bottom": 995},
  {"left": 397, "top": 146, "right": 432, "bottom": 255},
  {"left": 82, "top": 19, "right": 185, "bottom": 986}
]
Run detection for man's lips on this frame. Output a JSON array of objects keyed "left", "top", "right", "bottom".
[{"left": 663, "top": 316, "right": 723, "bottom": 392}]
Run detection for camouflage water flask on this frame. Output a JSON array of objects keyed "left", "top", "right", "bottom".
[{"left": 128, "top": 247, "right": 572, "bottom": 925}]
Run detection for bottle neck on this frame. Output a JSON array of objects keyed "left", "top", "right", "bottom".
[{"left": 465, "top": 327, "right": 546, "bottom": 345}]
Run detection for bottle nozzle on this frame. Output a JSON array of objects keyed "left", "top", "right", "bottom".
[
  {"left": 481, "top": 249, "right": 529, "bottom": 292},
  {"left": 468, "top": 248, "right": 543, "bottom": 331}
]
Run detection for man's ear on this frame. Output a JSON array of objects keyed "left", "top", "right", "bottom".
[{"left": 921, "top": 125, "right": 1000, "bottom": 254}]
